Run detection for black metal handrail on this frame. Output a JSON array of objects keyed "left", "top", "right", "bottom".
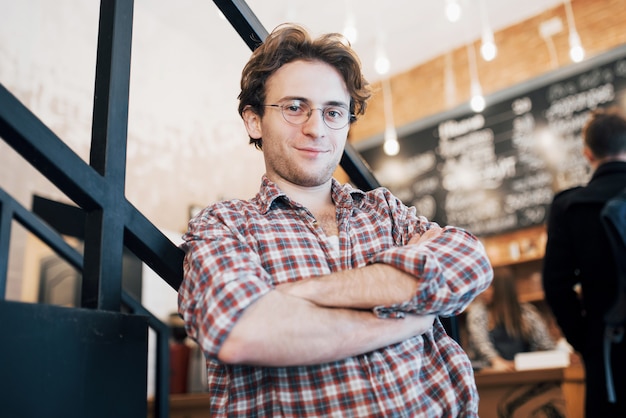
[
  {"left": 0, "top": 1, "right": 387, "bottom": 417},
  {"left": 0, "top": 189, "right": 84, "bottom": 294},
  {"left": 122, "top": 291, "right": 172, "bottom": 418},
  {"left": 0, "top": 188, "right": 172, "bottom": 415}
]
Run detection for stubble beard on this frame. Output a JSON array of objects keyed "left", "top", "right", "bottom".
[{"left": 271, "top": 154, "right": 339, "bottom": 188}]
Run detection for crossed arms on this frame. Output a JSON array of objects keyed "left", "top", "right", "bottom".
[
  {"left": 181, "top": 217, "right": 492, "bottom": 367},
  {"left": 219, "top": 228, "right": 442, "bottom": 366}
]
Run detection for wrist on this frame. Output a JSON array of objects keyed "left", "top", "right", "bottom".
[{"left": 277, "top": 278, "right": 323, "bottom": 303}]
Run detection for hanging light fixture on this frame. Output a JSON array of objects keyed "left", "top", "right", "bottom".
[
  {"left": 444, "top": 52, "right": 457, "bottom": 108},
  {"left": 382, "top": 78, "right": 399, "bottom": 156},
  {"left": 445, "top": 0, "right": 462, "bottom": 23},
  {"left": 470, "top": 82, "right": 486, "bottom": 113},
  {"left": 373, "top": 18, "right": 397, "bottom": 155},
  {"left": 478, "top": 0, "right": 497, "bottom": 62},
  {"left": 374, "top": 31, "right": 390, "bottom": 76},
  {"left": 539, "top": 17, "right": 563, "bottom": 69},
  {"left": 342, "top": 14, "right": 358, "bottom": 44},
  {"left": 568, "top": 31, "right": 584, "bottom": 63},
  {"left": 375, "top": 53, "right": 390, "bottom": 76},
  {"left": 384, "top": 126, "right": 400, "bottom": 156},
  {"left": 467, "top": 43, "right": 485, "bottom": 113},
  {"left": 342, "top": 0, "right": 358, "bottom": 44},
  {"left": 480, "top": 31, "right": 497, "bottom": 62},
  {"left": 564, "top": 0, "right": 584, "bottom": 62}
]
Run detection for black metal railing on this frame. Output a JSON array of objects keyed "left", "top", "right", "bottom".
[
  {"left": 0, "top": 1, "right": 182, "bottom": 416},
  {"left": 0, "top": 188, "right": 172, "bottom": 416},
  {"left": 0, "top": 1, "right": 389, "bottom": 417}
]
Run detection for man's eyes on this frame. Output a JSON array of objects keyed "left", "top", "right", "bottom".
[
  {"left": 284, "top": 103, "right": 306, "bottom": 113},
  {"left": 325, "top": 107, "right": 345, "bottom": 119}
]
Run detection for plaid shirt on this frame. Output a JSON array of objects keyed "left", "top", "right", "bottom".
[{"left": 179, "top": 176, "right": 493, "bottom": 417}]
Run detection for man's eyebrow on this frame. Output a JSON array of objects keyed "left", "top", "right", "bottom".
[
  {"left": 326, "top": 100, "right": 350, "bottom": 109},
  {"left": 278, "top": 96, "right": 307, "bottom": 103},
  {"left": 278, "top": 96, "right": 350, "bottom": 108}
]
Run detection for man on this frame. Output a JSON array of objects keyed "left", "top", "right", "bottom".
[
  {"left": 543, "top": 107, "right": 626, "bottom": 417},
  {"left": 179, "top": 23, "right": 493, "bottom": 417}
]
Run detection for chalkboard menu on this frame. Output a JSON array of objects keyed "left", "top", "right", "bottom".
[{"left": 358, "top": 45, "right": 626, "bottom": 236}]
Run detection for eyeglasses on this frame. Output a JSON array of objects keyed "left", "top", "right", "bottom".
[{"left": 263, "top": 100, "right": 354, "bottom": 130}]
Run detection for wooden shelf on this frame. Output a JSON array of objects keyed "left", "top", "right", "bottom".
[
  {"left": 480, "top": 225, "right": 547, "bottom": 267},
  {"left": 478, "top": 225, "right": 547, "bottom": 302}
]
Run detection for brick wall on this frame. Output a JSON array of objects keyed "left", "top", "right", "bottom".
[{"left": 349, "top": 0, "right": 626, "bottom": 144}]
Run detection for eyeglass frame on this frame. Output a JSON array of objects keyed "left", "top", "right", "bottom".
[{"left": 261, "top": 100, "right": 356, "bottom": 130}]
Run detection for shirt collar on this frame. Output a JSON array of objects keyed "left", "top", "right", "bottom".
[{"left": 256, "top": 175, "right": 366, "bottom": 214}]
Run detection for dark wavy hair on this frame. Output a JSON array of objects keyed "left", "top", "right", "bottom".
[
  {"left": 583, "top": 107, "right": 626, "bottom": 159},
  {"left": 238, "top": 23, "right": 372, "bottom": 149}
]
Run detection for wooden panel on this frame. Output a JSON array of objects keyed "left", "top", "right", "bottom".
[{"left": 481, "top": 225, "right": 547, "bottom": 267}]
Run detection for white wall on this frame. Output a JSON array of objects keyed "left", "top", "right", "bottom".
[{"left": 0, "top": 0, "right": 266, "bottom": 299}]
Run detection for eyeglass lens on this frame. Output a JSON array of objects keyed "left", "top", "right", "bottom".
[{"left": 280, "top": 100, "right": 349, "bottom": 129}]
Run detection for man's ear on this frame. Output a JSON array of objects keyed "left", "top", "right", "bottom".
[
  {"left": 242, "top": 107, "right": 262, "bottom": 140},
  {"left": 583, "top": 146, "right": 595, "bottom": 164},
  {"left": 583, "top": 145, "right": 601, "bottom": 170}
]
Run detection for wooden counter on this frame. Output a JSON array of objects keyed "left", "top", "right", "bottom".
[{"left": 474, "top": 364, "right": 585, "bottom": 418}]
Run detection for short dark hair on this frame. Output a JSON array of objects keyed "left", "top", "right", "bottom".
[
  {"left": 238, "top": 23, "right": 371, "bottom": 149},
  {"left": 583, "top": 107, "right": 626, "bottom": 159}
]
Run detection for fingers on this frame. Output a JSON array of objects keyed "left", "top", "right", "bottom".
[{"left": 408, "top": 225, "right": 443, "bottom": 246}]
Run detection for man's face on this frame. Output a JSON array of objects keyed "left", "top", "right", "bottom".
[{"left": 244, "top": 60, "right": 351, "bottom": 188}]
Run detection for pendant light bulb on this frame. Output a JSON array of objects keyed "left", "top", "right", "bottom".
[
  {"left": 470, "top": 82, "right": 485, "bottom": 113},
  {"left": 480, "top": 40, "right": 497, "bottom": 62},
  {"left": 343, "top": 15, "right": 358, "bottom": 44},
  {"left": 480, "top": 31, "right": 497, "bottom": 61},
  {"left": 470, "top": 94, "right": 486, "bottom": 113},
  {"left": 569, "top": 31, "right": 584, "bottom": 62},
  {"left": 384, "top": 126, "right": 399, "bottom": 156},
  {"left": 375, "top": 53, "right": 390, "bottom": 75},
  {"left": 445, "top": 0, "right": 462, "bottom": 22}
]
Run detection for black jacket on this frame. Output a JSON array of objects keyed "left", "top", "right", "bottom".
[
  {"left": 543, "top": 161, "right": 626, "bottom": 353},
  {"left": 542, "top": 161, "right": 626, "bottom": 416}
]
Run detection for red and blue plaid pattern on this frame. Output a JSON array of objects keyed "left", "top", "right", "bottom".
[{"left": 179, "top": 176, "right": 493, "bottom": 417}]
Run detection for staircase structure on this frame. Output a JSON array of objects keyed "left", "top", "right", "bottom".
[{"left": 0, "top": 1, "right": 380, "bottom": 417}]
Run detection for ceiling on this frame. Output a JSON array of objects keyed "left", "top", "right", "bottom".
[{"left": 220, "top": 0, "right": 567, "bottom": 83}]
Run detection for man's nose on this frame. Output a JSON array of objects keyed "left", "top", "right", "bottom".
[{"left": 302, "top": 108, "right": 326, "bottom": 132}]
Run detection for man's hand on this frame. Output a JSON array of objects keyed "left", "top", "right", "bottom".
[
  {"left": 278, "top": 226, "right": 444, "bottom": 310},
  {"left": 408, "top": 225, "right": 443, "bottom": 246}
]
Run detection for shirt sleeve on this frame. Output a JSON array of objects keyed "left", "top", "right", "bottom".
[
  {"left": 178, "top": 208, "right": 272, "bottom": 359},
  {"left": 368, "top": 189, "right": 493, "bottom": 318}
]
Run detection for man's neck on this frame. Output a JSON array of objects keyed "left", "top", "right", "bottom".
[
  {"left": 271, "top": 177, "right": 334, "bottom": 211},
  {"left": 602, "top": 153, "right": 626, "bottom": 163},
  {"left": 593, "top": 153, "right": 626, "bottom": 170}
]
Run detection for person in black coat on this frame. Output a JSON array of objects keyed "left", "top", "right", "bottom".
[{"left": 543, "top": 107, "right": 626, "bottom": 417}]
